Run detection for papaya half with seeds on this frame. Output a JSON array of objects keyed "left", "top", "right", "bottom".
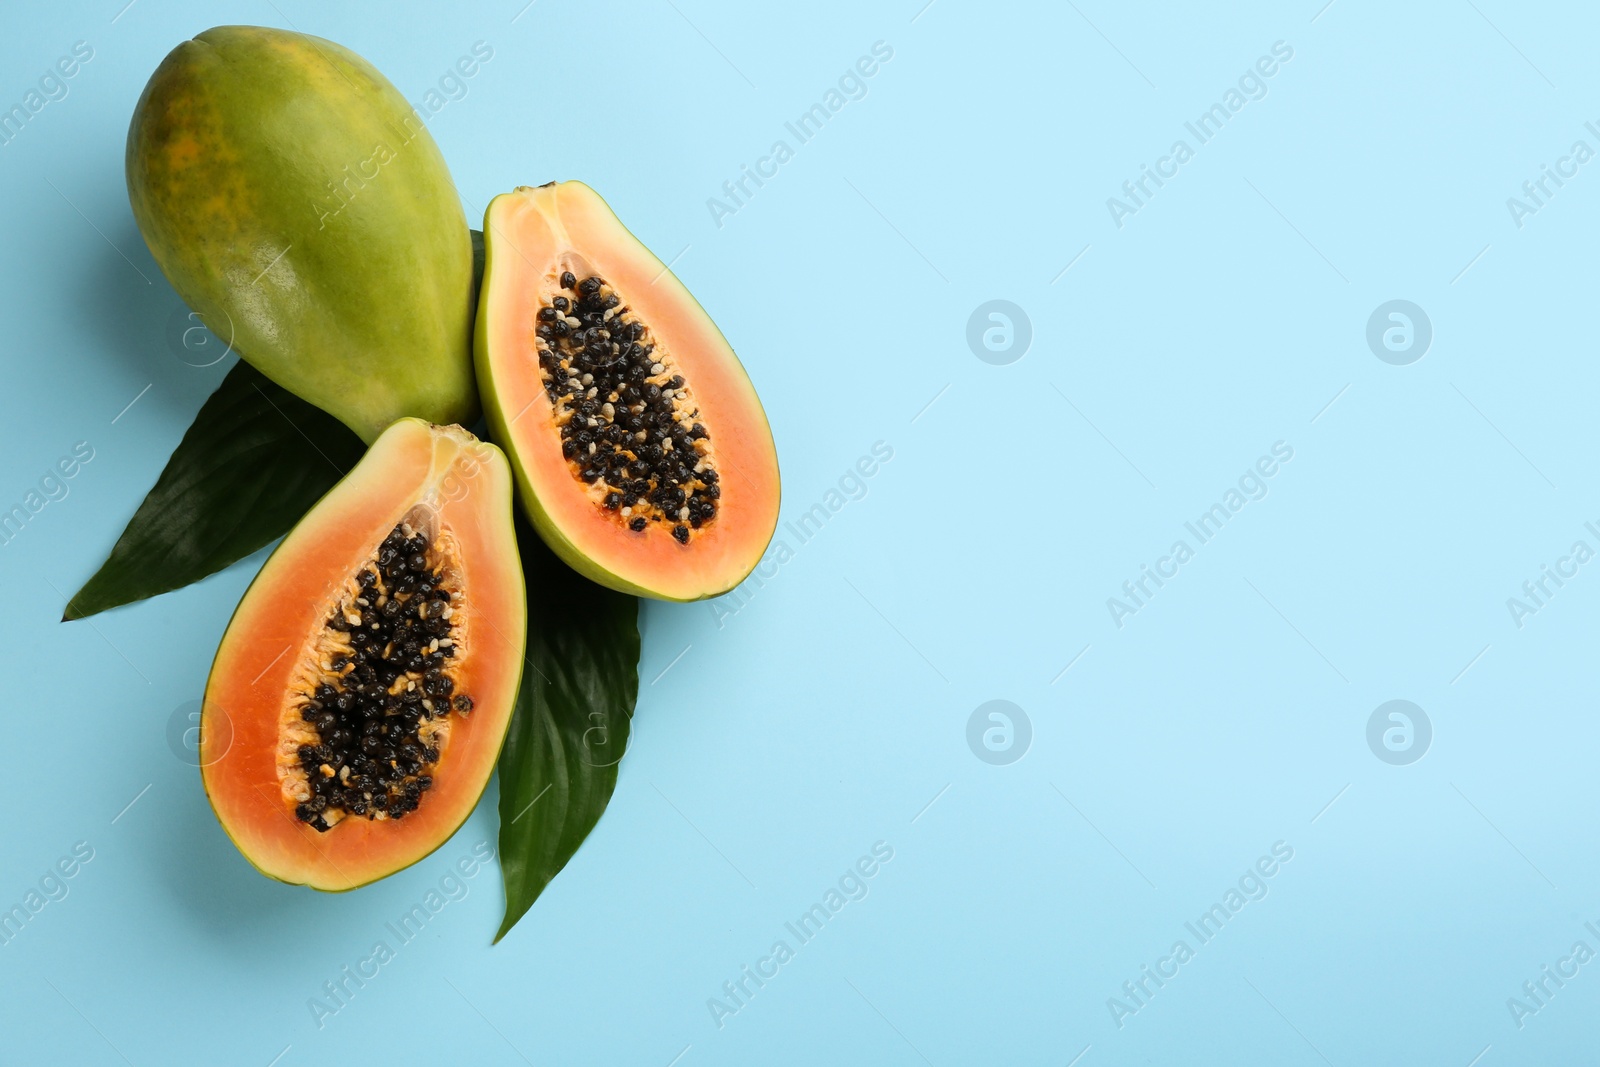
[
  {"left": 127, "top": 26, "right": 477, "bottom": 443},
  {"left": 201, "top": 419, "right": 524, "bottom": 891},
  {"left": 475, "top": 181, "right": 781, "bottom": 601}
]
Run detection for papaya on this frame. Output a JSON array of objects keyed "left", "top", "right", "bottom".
[
  {"left": 201, "top": 419, "right": 524, "bottom": 890},
  {"left": 127, "top": 26, "right": 476, "bottom": 443},
  {"left": 475, "top": 182, "right": 781, "bottom": 601}
]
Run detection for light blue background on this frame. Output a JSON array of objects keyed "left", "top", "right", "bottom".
[{"left": 3, "top": 0, "right": 1598, "bottom": 1063}]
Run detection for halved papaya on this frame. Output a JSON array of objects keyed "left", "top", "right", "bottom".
[
  {"left": 201, "top": 419, "right": 524, "bottom": 891},
  {"left": 475, "top": 182, "right": 780, "bottom": 601}
]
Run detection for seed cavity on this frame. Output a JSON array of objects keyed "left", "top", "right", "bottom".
[
  {"left": 289, "top": 523, "right": 469, "bottom": 832},
  {"left": 536, "top": 273, "right": 719, "bottom": 541}
]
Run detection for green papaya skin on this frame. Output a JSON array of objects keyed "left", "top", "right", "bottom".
[{"left": 127, "top": 26, "right": 476, "bottom": 443}]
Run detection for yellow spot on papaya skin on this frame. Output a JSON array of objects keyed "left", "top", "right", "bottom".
[
  {"left": 201, "top": 194, "right": 234, "bottom": 221},
  {"left": 166, "top": 134, "right": 202, "bottom": 168}
]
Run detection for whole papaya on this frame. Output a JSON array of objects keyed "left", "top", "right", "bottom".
[{"left": 127, "top": 26, "right": 476, "bottom": 442}]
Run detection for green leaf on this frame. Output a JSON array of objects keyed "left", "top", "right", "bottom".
[
  {"left": 63, "top": 361, "right": 365, "bottom": 620},
  {"left": 495, "top": 520, "right": 640, "bottom": 942}
]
